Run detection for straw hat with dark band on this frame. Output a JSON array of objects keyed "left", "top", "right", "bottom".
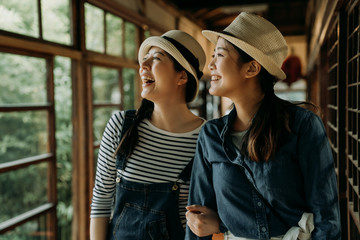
[
  {"left": 202, "top": 12, "right": 288, "bottom": 80},
  {"left": 138, "top": 30, "right": 206, "bottom": 100}
]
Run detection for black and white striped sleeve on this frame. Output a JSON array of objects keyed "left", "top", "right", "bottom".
[{"left": 90, "top": 111, "right": 125, "bottom": 218}]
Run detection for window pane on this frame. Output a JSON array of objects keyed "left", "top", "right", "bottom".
[
  {"left": 0, "top": 163, "right": 48, "bottom": 222},
  {"left": 144, "top": 29, "right": 151, "bottom": 39},
  {"left": 93, "top": 107, "right": 119, "bottom": 142},
  {"left": 0, "top": 52, "right": 47, "bottom": 104},
  {"left": 1, "top": 215, "right": 48, "bottom": 240},
  {"left": 0, "top": 0, "right": 39, "bottom": 37},
  {"left": 92, "top": 66, "right": 120, "bottom": 104},
  {"left": 124, "top": 22, "right": 136, "bottom": 59},
  {"left": 85, "top": 3, "right": 104, "bottom": 52},
  {"left": 42, "top": 0, "right": 71, "bottom": 45},
  {"left": 0, "top": 111, "right": 48, "bottom": 164},
  {"left": 106, "top": 13, "right": 123, "bottom": 56},
  {"left": 54, "top": 56, "right": 72, "bottom": 239},
  {"left": 122, "top": 68, "right": 136, "bottom": 109}
]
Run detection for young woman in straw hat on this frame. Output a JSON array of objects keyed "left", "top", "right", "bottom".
[
  {"left": 185, "top": 12, "right": 340, "bottom": 240},
  {"left": 90, "top": 30, "right": 206, "bottom": 240}
]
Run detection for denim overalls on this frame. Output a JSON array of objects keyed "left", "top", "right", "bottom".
[{"left": 107, "top": 110, "right": 193, "bottom": 240}]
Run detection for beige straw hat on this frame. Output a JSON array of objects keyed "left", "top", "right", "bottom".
[
  {"left": 138, "top": 30, "right": 206, "bottom": 100},
  {"left": 202, "top": 12, "right": 288, "bottom": 80}
]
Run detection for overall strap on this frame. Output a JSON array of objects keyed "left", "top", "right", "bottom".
[
  {"left": 120, "top": 109, "right": 136, "bottom": 139},
  {"left": 116, "top": 109, "right": 136, "bottom": 170}
]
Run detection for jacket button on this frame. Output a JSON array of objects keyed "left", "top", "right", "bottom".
[
  {"left": 116, "top": 177, "right": 120, "bottom": 183},
  {"left": 261, "top": 227, "right": 267, "bottom": 232},
  {"left": 257, "top": 202, "right": 262, "bottom": 207}
]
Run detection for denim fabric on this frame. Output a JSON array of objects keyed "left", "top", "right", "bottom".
[
  {"left": 106, "top": 110, "right": 189, "bottom": 240},
  {"left": 107, "top": 151, "right": 187, "bottom": 240},
  {"left": 186, "top": 106, "right": 341, "bottom": 240},
  {"left": 107, "top": 177, "right": 184, "bottom": 240}
]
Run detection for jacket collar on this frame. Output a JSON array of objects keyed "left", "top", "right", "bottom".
[{"left": 220, "top": 107, "right": 237, "bottom": 140}]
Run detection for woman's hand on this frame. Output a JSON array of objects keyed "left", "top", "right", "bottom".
[{"left": 186, "top": 205, "right": 221, "bottom": 237}]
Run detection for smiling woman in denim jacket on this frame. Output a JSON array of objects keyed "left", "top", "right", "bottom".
[{"left": 185, "top": 12, "right": 341, "bottom": 240}]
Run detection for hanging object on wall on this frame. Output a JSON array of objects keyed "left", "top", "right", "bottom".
[{"left": 281, "top": 54, "right": 302, "bottom": 87}]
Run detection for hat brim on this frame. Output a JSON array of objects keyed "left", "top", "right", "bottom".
[
  {"left": 202, "top": 30, "right": 286, "bottom": 80},
  {"left": 138, "top": 36, "right": 199, "bottom": 100}
]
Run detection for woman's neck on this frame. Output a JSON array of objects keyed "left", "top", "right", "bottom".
[
  {"left": 150, "top": 103, "right": 202, "bottom": 133},
  {"left": 232, "top": 93, "right": 264, "bottom": 132}
]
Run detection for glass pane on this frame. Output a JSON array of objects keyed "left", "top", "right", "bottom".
[
  {"left": 124, "top": 22, "right": 136, "bottom": 59},
  {"left": 0, "top": 0, "right": 39, "bottom": 37},
  {"left": 85, "top": 3, "right": 104, "bottom": 52},
  {"left": 1, "top": 215, "right": 48, "bottom": 240},
  {"left": 0, "top": 111, "right": 48, "bottom": 164},
  {"left": 54, "top": 56, "right": 72, "bottom": 239},
  {"left": 275, "top": 91, "right": 306, "bottom": 102},
  {"left": 92, "top": 66, "right": 120, "bottom": 104},
  {"left": 144, "top": 29, "right": 151, "bottom": 39},
  {"left": 0, "top": 52, "right": 47, "bottom": 104},
  {"left": 93, "top": 107, "right": 119, "bottom": 142},
  {"left": 42, "top": 0, "right": 71, "bottom": 45},
  {"left": 106, "top": 13, "right": 123, "bottom": 56},
  {"left": 122, "top": 68, "right": 136, "bottom": 109},
  {"left": 0, "top": 162, "right": 48, "bottom": 222}
]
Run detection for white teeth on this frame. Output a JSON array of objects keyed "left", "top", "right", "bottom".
[
  {"left": 211, "top": 76, "right": 221, "bottom": 81},
  {"left": 141, "top": 76, "right": 155, "bottom": 83}
]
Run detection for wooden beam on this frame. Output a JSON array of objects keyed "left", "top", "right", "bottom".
[
  {"left": 0, "top": 153, "right": 53, "bottom": 173},
  {"left": 0, "top": 203, "right": 55, "bottom": 234},
  {"left": 0, "top": 35, "right": 81, "bottom": 59},
  {"left": 71, "top": 58, "right": 90, "bottom": 240},
  {"left": 85, "top": 51, "right": 138, "bottom": 69}
]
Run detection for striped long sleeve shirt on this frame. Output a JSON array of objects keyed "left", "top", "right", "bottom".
[{"left": 90, "top": 111, "right": 205, "bottom": 226}]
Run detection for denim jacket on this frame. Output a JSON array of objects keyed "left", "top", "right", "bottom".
[{"left": 186, "top": 106, "right": 341, "bottom": 240}]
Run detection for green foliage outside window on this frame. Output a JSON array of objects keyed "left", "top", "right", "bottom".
[
  {"left": 54, "top": 56, "right": 73, "bottom": 238},
  {"left": 41, "top": 0, "right": 71, "bottom": 45},
  {"left": 106, "top": 13, "right": 123, "bottom": 56},
  {"left": 0, "top": 1, "right": 138, "bottom": 239},
  {"left": 85, "top": 3, "right": 104, "bottom": 53},
  {"left": 125, "top": 22, "right": 136, "bottom": 59},
  {"left": 0, "top": 0, "right": 71, "bottom": 45},
  {"left": 0, "top": 0, "right": 39, "bottom": 37},
  {"left": 0, "top": 53, "right": 48, "bottom": 162},
  {"left": 123, "top": 68, "right": 136, "bottom": 110},
  {"left": 0, "top": 53, "right": 73, "bottom": 239},
  {"left": 92, "top": 66, "right": 120, "bottom": 105}
]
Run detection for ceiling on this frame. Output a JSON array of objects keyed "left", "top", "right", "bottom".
[{"left": 163, "top": 0, "right": 309, "bottom": 36}]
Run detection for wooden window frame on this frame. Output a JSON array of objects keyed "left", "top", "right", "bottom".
[{"left": 0, "top": 47, "right": 57, "bottom": 238}]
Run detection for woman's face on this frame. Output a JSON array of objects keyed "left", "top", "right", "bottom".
[
  {"left": 139, "top": 46, "right": 183, "bottom": 102},
  {"left": 208, "top": 37, "right": 249, "bottom": 98}
]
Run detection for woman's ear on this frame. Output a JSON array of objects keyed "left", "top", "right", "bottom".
[
  {"left": 177, "top": 70, "right": 188, "bottom": 85},
  {"left": 245, "top": 60, "right": 261, "bottom": 78}
]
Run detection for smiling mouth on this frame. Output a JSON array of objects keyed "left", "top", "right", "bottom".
[
  {"left": 141, "top": 76, "right": 155, "bottom": 84},
  {"left": 211, "top": 76, "right": 221, "bottom": 81}
]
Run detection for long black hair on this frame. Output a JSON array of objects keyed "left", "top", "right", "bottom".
[
  {"left": 114, "top": 54, "right": 197, "bottom": 158},
  {"left": 230, "top": 42, "right": 294, "bottom": 162}
]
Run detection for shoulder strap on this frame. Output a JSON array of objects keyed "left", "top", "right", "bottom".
[
  {"left": 115, "top": 110, "right": 136, "bottom": 170},
  {"left": 119, "top": 109, "right": 136, "bottom": 140}
]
